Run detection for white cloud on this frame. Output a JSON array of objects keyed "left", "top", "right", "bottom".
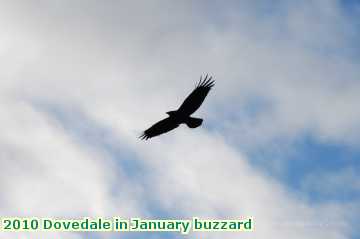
[{"left": 0, "top": 1, "right": 359, "bottom": 238}]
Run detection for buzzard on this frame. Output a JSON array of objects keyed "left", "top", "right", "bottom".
[{"left": 140, "top": 74, "right": 215, "bottom": 140}]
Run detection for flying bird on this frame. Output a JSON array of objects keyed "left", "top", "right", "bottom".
[{"left": 140, "top": 74, "right": 215, "bottom": 140}]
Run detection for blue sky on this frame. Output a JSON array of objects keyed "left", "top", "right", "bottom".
[
  {"left": 250, "top": 135, "right": 360, "bottom": 201},
  {"left": 0, "top": 1, "right": 359, "bottom": 239}
]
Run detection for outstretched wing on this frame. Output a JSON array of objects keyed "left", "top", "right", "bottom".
[
  {"left": 177, "top": 74, "right": 215, "bottom": 116},
  {"left": 140, "top": 117, "right": 179, "bottom": 140}
]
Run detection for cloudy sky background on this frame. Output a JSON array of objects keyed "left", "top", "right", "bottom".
[{"left": 0, "top": 0, "right": 359, "bottom": 238}]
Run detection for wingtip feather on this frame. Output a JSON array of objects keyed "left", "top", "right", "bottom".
[
  {"left": 196, "top": 76, "right": 202, "bottom": 87},
  {"left": 197, "top": 74, "right": 215, "bottom": 89},
  {"left": 139, "top": 133, "right": 150, "bottom": 140}
]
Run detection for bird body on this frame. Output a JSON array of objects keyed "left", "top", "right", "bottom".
[{"left": 140, "top": 74, "right": 214, "bottom": 140}]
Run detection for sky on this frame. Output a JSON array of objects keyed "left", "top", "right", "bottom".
[{"left": 0, "top": 0, "right": 359, "bottom": 238}]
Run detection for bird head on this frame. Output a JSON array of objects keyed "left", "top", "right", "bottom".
[{"left": 166, "top": 111, "right": 177, "bottom": 117}]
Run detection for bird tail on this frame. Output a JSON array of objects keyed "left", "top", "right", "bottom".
[{"left": 185, "top": 117, "right": 203, "bottom": 128}]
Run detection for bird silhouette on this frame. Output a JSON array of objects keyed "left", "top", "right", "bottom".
[{"left": 140, "top": 74, "right": 215, "bottom": 140}]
